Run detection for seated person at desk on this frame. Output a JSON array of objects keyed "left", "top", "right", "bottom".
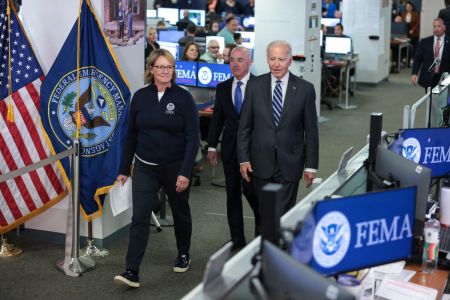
[
  {"left": 178, "top": 24, "right": 197, "bottom": 47},
  {"left": 395, "top": 1, "right": 420, "bottom": 58},
  {"left": 200, "top": 39, "right": 223, "bottom": 63},
  {"left": 180, "top": 42, "right": 200, "bottom": 61}
]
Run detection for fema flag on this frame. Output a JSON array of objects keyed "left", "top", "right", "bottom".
[{"left": 40, "top": 0, "right": 131, "bottom": 219}]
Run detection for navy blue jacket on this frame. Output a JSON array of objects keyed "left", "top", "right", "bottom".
[{"left": 119, "top": 84, "right": 199, "bottom": 178}]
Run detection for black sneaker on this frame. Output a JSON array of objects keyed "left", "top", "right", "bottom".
[
  {"left": 173, "top": 254, "right": 191, "bottom": 273},
  {"left": 114, "top": 269, "right": 140, "bottom": 288}
]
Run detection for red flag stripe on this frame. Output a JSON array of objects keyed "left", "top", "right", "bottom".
[
  {"left": 0, "top": 209, "right": 8, "bottom": 227},
  {"left": 0, "top": 178, "right": 19, "bottom": 225}
]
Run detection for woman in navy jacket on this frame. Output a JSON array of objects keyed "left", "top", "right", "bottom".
[{"left": 114, "top": 49, "right": 199, "bottom": 288}]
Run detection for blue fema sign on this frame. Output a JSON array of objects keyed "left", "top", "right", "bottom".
[
  {"left": 197, "top": 62, "right": 232, "bottom": 88},
  {"left": 290, "top": 187, "right": 416, "bottom": 276},
  {"left": 47, "top": 66, "right": 127, "bottom": 157},
  {"left": 389, "top": 127, "right": 450, "bottom": 178},
  {"left": 175, "top": 61, "right": 197, "bottom": 87}
]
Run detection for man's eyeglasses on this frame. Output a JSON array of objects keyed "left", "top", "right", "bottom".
[
  {"left": 209, "top": 46, "right": 220, "bottom": 49},
  {"left": 153, "top": 65, "right": 175, "bottom": 71}
]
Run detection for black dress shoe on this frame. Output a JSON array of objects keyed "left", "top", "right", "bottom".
[{"left": 230, "top": 239, "right": 246, "bottom": 251}]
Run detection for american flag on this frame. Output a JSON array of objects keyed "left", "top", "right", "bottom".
[{"left": 0, "top": 2, "right": 67, "bottom": 233}]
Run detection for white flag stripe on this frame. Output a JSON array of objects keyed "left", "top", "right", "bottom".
[{"left": 0, "top": 151, "right": 16, "bottom": 225}]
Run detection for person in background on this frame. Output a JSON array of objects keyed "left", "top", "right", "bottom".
[
  {"left": 438, "top": 0, "right": 450, "bottom": 35},
  {"left": 411, "top": 18, "right": 450, "bottom": 92},
  {"left": 156, "top": 20, "right": 167, "bottom": 29},
  {"left": 322, "top": 0, "right": 337, "bottom": 18},
  {"left": 220, "top": 0, "right": 244, "bottom": 16},
  {"left": 222, "top": 43, "right": 237, "bottom": 64},
  {"left": 244, "top": 0, "right": 255, "bottom": 16},
  {"left": 395, "top": 1, "right": 420, "bottom": 59},
  {"left": 238, "top": 40, "right": 319, "bottom": 218},
  {"left": 114, "top": 49, "right": 199, "bottom": 288},
  {"left": 145, "top": 26, "right": 160, "bottom": 64},
  {"left": 178, "top": 24, "right": 197, "bottom": 47},
  {"left": 207, "top": 19, "right": 221, "bottom": 34},
  {"left": 181, "top": 42, "right": 200, "bottom": 61},
  {"left": 208, "top": 47, "right": 260, "bottom": 251},
  {"left": 234, "top": 32, "right": 243, "bottom": 45},
  {"left": 218, "top": 17, "right": 238, "bottom": 45},
  {"left": 127, "top": 6, "right": 133, "bottom": 38},
  {"left": 179, "top": 9, "right": 196, "bottom": 28},
  {"left": 200, "top": 39, "right": 223, "bottom": 63}
]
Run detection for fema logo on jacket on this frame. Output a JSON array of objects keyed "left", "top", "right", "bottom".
[{"left": 46, "top": 66, "right": 126, "bottom": 157}]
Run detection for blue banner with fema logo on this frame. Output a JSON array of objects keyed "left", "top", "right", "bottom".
[
  {"left": 175, "top": 61, "right": 197, "bottom": 87},
  {"left": 197, "top": 62, "right": 232, "bottom": 88},
  {"left": 389, "top": 127, "right": 450, "bottom": 178},
  {"left": 40, "top": 0, "right": 130, "bottom": 219},
  {"left": 290, "top": 187, "right": 416, "bottom": 276}
]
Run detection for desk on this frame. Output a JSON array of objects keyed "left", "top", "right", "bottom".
[
  {"left": 325, "top": 56, "right": 358, "bottom": 110},
  {"left": 391, "top": 38, "right": 411, "bottom": 70}
]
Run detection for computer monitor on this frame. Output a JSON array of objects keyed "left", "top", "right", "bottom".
[
  {"left": 236, "top": 31, "right": 255, "bottom": 49},
  {"left": 158, "top": 41, "right": 179, "bottom": 60},
  {"left": 324, "top": 36, "right": 352, "bottom": 55},
  {"left": 147, "top": 17, "right": 164, "bottom": 28},
  {"left": 391, "top": 22, "right": 407, "bottom": 36},
  {"left": 197, "top": 62, "right": 232, "bottom": 88},
  {"left": 157, "top": 30, "right": 185, "bottom": 43},
  {"left": 374, "top": 145, "right": 431, "bottom": 223},
  {"left": 175, "top": 61, "right": 197, "bottom": 87},
  {"left": 242, "top": 16, "right": 255, "bottom": 29},
  {"left": 157, "top": 7, "right": 179, "bottom": 25},
  {"left": 146, "top": 9, "right": 157, "bottom": 18},
  {"left": 290, "top": 187, "right": 416, "bottom": 276},
  {"left": 321, "top": 17, "right": 341, "bottom": 27},
  {"left": 261, "top": 240, "right": 355, "bottom": 300},
  {"left": 388, "top": 128, "right": 450, "bottom": 178},
  {"left": 179, "top": 9, "right": 205, "bottom": 27}
]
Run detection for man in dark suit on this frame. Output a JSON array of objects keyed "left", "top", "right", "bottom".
[
  {"left": 207, "top": 47, "right": 260, "bottom": 250},
  {"left": 238, "top": 40, "right": 319, "bottom": 215},
  {"left": 411, "top": 18, "right": 450, "bottom": 90}
]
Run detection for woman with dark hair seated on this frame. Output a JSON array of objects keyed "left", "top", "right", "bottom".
[{"left": 181, "top": 42, "right": 200, "bottom": 61}]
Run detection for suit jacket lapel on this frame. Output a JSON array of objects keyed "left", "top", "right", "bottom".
[
  {"left": 279, "top": 73, "right": 298, "bottom": 125},
  {"left": 263, "top": 74, "right": 275, "bottom": 126}
]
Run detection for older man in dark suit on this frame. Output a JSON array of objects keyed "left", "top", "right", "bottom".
[
  {"left": 238, "top": 40, "right": 319, "bottom": 215},
  {"left": 412, "top": 18, "right": 450, "bottom": 91},
  {"left": 207, "top": 47, "right": 260, "bottom": 250}
]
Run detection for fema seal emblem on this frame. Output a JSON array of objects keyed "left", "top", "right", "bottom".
[
  {"left": 166, "top": 103, "right": 175, "bottom": 115},
  {"left": 47, "top": 66, "right": 126, "bottom": 157},
  {"left": 198, "top": 66, "right": 212, "bottom": 85},
  {"left": 401, "top": 138, "right": 421, "bottom": 163},
  {"left": 313, "top": 211, "right": 351, "bottom": 268}
]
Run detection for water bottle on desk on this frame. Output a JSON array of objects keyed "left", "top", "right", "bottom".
[{"left": 422, "top": 214, "right": 440, "bottom": 273}]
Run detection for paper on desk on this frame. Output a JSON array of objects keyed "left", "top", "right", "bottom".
[
  {"left": 109, "top": 178, "right": 132, "bottom": 216},
  {"left": 376, "top": 278, "right": 437, "bottom": 300},
  {"left": 371, "top": 261, "right": 406, "bottom": 274},
  {"left": 391, "top": 269, "right": 416, "bottom": 282}
]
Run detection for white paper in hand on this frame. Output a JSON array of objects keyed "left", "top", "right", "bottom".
[{"left": 109, "top": 178, "right": 132, "bottom": 216}]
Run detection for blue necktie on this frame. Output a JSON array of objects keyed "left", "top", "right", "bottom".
[
  {"left": 234, "top": 81, "right": 243, "bottom": 114},
  {"left": 272, "top": 80, "right": 283, "bottom": 126}
]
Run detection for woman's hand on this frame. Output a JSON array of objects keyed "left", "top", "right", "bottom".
[
  {"left": 117, "top": 175, "right": 128, "bottom": 186},
  {"left": 176, "top": 175, "right": 190, "bottom": 193}
]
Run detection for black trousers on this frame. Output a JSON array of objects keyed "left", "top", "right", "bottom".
[
  {"left": 125, "top": 159, "right": 192, "bottom": 272},
  {"left": 223, "top": 156, "right": 260, "bottom": 242}
]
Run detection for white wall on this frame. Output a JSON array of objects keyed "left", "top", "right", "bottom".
[{"left": 420, "top": 1, "right": 444, "bottom": 39}]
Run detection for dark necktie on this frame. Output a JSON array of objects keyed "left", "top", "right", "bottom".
[
  {"left": 272, "top": 80, "right": 283, "bottom": 126},
  {"left": 234, "top": 81, "right": 243, "bottom": 113}
]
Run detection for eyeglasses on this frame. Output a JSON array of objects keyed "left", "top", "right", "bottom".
[
  {"left": 152, "top": 65, "right": 175, "bottom": 71},
  {"left": 209, "top": 46, "right": 220, "bottom": 49}
]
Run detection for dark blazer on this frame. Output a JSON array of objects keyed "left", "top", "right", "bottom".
[
  {"left": 208, "top": 75, "right": 254, "bottom": 163},
  {"left": 412, "top": 35, "right": 450, "bottom": 88},
  {"left": 438, "top": 8, "right": 450, "bottom": 32},
  {"left": 237, "top": 72, "right": 319, "bottom": 182}
]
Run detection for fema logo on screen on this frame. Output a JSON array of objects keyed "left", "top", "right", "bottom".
[
  {"left": 313, "top": 211, "right": 351, "bottom": 268},
  {"left": 47, "top": 66, "right": 126, "bottom": 157},
  {"left": 198, "top": 66, "right": 213, "bottom": 85},
  {"left": 401, "top": 138, "right": 421, "bottom": 163}
]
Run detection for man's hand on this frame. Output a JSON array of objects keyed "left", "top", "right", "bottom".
[
  {"left": 304, "top": 171, "right": 316, "bottom": 188},
  {"left": 176, "top": 175, "right": 190, "bottom": 193},
  {"left": 117, "top": 175, "right": 128, "bottom": 186},
  {"left": 240, "top": 162, "right": 253, "bottom": 182},
  {"left": 207, "top": 150, "right": 218, "bottom": 166},
  {"left": 411, "top": 74, "right": 418, "bottom": 86}
]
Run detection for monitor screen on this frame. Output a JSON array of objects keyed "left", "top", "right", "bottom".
[
  {"left": 391, "top": 22, "right": 407, "bottom": 36},
  {"left": 236, "top": 31, "right": 255, "bottom": 49},
  {"left": 179, "top": 9, "right": 206, "bottom": 27},
  {"left": 242, "top": 16, "right": 255, "bottom": 29},
  {"left": 290, "top": 187, "right": 416, "bottom": 276},
  {"left": 388, "top": 128, "right": 450, "bottom": 178},
  {"left": 157, "top": 7, "right": 179, "bottom": 25},
  {"left": 325, "top": 36, "right": 352, "bottom": 55},
  {"left": 158, "top": 41, "right": 179, "bottom": 60},
  {"left": 197, "top": 63, "right": 232, "bottom": 88},
  {"left": 175, "top": 61, "right": 197, "bottom": 87},
  {"left": 146, "top": 9, "right": 157, "bottom": 18},
  {"left": 321, "top": 18, "right": 341, "bottom": 27},
  {"left": 147, "top": 17, "right": 164, "bottom": 28},
  {"left": 158, "top": 30, "right": 185, "bottom": 43},
  {"left": 375, "top": 146, "right": 431, "bottom": 222},
  {"left": 262, "top": 240, "right": 355, "bottom": 300}
]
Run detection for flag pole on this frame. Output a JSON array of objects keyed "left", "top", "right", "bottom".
[
  {"left": 80, "top": 220, "right": 109, "bottom": 259},
  {"left": 56, "top": 0, "right": 95, "bottom": 276}
]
